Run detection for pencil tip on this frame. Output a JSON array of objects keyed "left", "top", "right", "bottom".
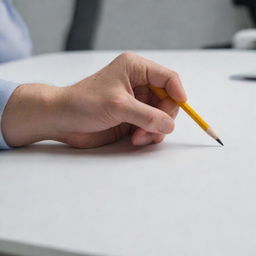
[{"left": 216, "top": 138, "right": 224, "bottom": 146}]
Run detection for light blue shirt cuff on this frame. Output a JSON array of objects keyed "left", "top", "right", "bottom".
[{"left": 0, "top": 79, "right": 19, "bottom": 149}]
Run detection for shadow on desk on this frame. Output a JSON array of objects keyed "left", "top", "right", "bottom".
[
  {"left": 1, "top": 138, "right": 218, "bottom": 158},
  {"left": 0, "top": 239, "right": 107, "bottom": 256}
]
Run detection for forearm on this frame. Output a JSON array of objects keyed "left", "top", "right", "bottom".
[{"left": 2, "top": 83, "right": 62, "bottom": 147}]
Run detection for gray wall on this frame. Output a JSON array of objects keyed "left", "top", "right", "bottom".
[
  {"left": 95, "top": 0, "right": 252, "bottom": 49},
  {"left": 13, "top": 0, "right": 74, "bottom": 55},
  {"left": 14, "top": 0, "right": 252, "bottom": 54}
]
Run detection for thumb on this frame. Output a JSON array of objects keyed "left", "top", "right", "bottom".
[{"left": 118, "top": 95, "right": 175, "bottom": 134}]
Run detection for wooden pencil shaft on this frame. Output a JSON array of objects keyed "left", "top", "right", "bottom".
[
  {"left": 179, "top": 102, "right": 209, "bottom": 131},
  {"left": 149, "top": 85, "right": 210, "bottom": 131},
  {"left": 149, "top": 85, "right": 223, "bottom": 145}
]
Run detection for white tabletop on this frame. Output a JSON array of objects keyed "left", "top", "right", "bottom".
[{"left": 0, "top": 50, "right": 256, "bottom": 256}]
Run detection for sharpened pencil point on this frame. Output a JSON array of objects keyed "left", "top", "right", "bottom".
[{"left": 216, "top": 138, "right": 224, "bottom": 146}]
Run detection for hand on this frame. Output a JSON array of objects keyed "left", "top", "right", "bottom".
[{"left": 2, "top": 52, "right": 187, "bottom": 148}]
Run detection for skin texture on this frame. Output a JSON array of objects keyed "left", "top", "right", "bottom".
[{"left": 1, "top": 52, "right": 187, "bottom": 149}]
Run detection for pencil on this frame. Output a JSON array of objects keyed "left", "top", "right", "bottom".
[{"left": 149, "top": 85, "right": 223, "bottom": 146}]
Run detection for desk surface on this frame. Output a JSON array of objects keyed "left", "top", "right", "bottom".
[{"left": 0, "top": 50, "right": 256, "bottom": 256}]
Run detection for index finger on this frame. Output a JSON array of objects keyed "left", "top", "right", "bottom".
[
  {"left": 121, "top": 52, "right": 187, "bottom": 102},
  {"left": 143, "top": 57, "right": 187, "bottom": 102}
]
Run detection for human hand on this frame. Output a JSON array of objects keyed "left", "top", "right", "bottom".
[{"left": 2, "top": 52, "right": 187, "bottom": 148}]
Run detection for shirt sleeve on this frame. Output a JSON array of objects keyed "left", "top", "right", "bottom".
[
  {"left": 0, "top": 79, "right": 19, "bottom": 149},
  {"left": 0, "top": 0, "right": 32, "bottom": 63}
]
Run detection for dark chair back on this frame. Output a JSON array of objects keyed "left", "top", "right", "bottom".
[
  {"left": 233, "top": 0, "right": 256, "bottom": 26},
  {"left": 66, "top": 0, "right": 102, "bottom": 50}
]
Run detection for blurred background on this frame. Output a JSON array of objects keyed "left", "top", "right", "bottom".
[{"left": 12, "top": 0, "right": 255, "bottom": 55}]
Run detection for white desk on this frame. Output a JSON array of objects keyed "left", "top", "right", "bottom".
[{"left": 0, "top": 50, "right": 256, "bottom": 256}]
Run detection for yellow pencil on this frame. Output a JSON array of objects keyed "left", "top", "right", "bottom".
[{"left": 149, "top": 85, "right": 223, "bottom": 146}]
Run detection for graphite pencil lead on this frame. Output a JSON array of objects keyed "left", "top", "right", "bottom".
[{"left": 216, "top": 138, "right": 224, "bottom": 146}]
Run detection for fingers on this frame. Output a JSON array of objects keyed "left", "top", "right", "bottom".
[
  {"left": 157, "top": 97, "right": 179, "bottom": 119},
  {"left": 117, "top": 52, "right": 187, "bottom": 102},
  {"left": 131, "top": 128, "right": 164, "bottom": 146},
  {"left": 146, "top": 63, "right": 187, "bottom": 102},
  {"left": 115, "top": 94, "right": 175, "bottom": 135},
  {"left": 66, "top": 123, "right": 131, "bottom": 149},
  {"left": 132, "top": 97, "right": 179, "bottom": 146},
  {"left": 65, "top": 131, "right": 116, "bottom": 149}
]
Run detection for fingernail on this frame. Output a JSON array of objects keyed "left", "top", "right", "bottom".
[
  {"left": 158, "top": 118, "right": 173, "bottom": 134},
  {"left": 134, "top": 135, "right": 152, "bottom": 146}
]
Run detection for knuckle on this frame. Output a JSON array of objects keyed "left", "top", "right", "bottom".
[
  {"left": 171, "top": 70, "right": 179, "bottom": 79},
  {"left": 112, "top": 52, "right": 137, "bottom": 70},
  {"left": 118, "top": 51, "right": 137, "bottom": 62},
  {"left": 104, "top": 94, "right": 130, "bottom": 123},
  {"left": 108, "top": 94, "right": 130, "bottom": 112}
]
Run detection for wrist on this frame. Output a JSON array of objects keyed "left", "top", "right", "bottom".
[{"left": 2, "top": 83, "right": 63, "bottom": 147}]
